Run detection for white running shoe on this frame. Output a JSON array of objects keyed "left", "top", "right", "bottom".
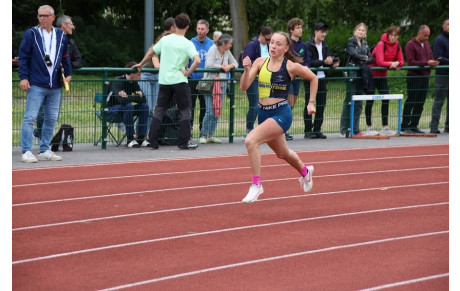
[
  {"left": 365, "top": 126, "right": 379, "bottom": 136},
  {"left": 128, "top": 140, "right": 140, "bottom": 148},
  {"left": 140, "top": 140, "right": 151, "bottom": 147},
  {"left": 207, "top": 136, "right": 222, "bottom": 143},
  {"left": 299, "top": 165, "right": 314, "bottom": 192},
  {"left": 37, "top": 150, "right": 62, "bottom": 161},
  {"left": 22, "top": 150, "right": 38, "bottom": 163},
  {"left": 199, "top": 136, "right": 207, "bottom": 144},
  {"left": 242, "top": 184, "right": 264, "bottom": 203},
  {"left": 380, "top": 126, "right": 396, "bottom": 136}
]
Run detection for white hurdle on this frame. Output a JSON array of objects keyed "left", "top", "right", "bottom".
[{"left": 350, "top": 94, "right": 404, "bottom": 136}]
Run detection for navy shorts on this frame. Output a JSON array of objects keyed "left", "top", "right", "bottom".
[{"left": 258, "top": 100, "right": 293, "bottom": 133}]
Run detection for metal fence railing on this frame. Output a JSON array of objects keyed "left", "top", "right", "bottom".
[{"left": 12, "top": 66, "right": 448, "bottom": 149}]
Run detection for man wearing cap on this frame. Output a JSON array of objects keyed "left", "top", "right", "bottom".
[{"left": 304, "top": 22, "right": 339, "bottom": 139}]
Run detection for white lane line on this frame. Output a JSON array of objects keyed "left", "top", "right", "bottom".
[
  {"left": 98, "top": 231, "right": 449, "bottom": 291},
  {"left": 12, "top": 181, "right": 449, "bottom": 231},
  {"left": 13, "top": 166, "right": 449, "bottom": 207},
  {"left": 12, "top": 143, "right": 448, "bottom": 172},
  {"left": 359, "top": 273, "right": 449, "bottom": 290},
  {"left": 13, "top": 153, "right": 448, "bottom": 187},
  {"left": 12, "top": 202, "right": 448, "bottom": 265}
]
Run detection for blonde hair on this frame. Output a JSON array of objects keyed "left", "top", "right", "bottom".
[{"left": 353, "top": 23, "right": 368, "bottom": 38}]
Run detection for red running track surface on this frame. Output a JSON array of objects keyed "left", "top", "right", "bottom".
[{"left": 12, "top": 144, "right": 449, "bottom": 290}]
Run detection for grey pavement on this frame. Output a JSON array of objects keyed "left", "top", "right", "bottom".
[{"left": 12, "top": 131, "right": 449, "bottom": 169}]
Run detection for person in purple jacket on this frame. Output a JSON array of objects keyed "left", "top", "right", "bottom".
[
  {"left": 401, "top": 25, "right": 439, "bottom": 134},
  {"left": 18, "top": 4, "right": 72, "bottom": 163}
]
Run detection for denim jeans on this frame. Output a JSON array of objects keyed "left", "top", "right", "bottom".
[
  {"left": 246, "top": 78, "right": 259, "bottom": 132},
  {"left": 21, "top": 85, "right": 62, "bottom": 153},
  {"left": 139, "top": 72, "right": 159, "bottom": 128},
  {"left": 201, "top": 85, "right": 226, "bottom": 136},
  {"left": 108, "top": 103, "right": 149, "bottom": 139}
]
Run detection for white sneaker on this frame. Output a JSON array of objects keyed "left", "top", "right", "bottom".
[
  {"left": 207, "top": 136, "right": 222, "bottom": 144},
  {"left": 380, "top": 126, "right": 396, "bottom": 136},
  {"left": 127, "top": 140, "right": 140, "bottom": 148},
  {"left": 22, "top": 151, "right": 38, "bottom": 163},
  {"left": 365, "top": 126, "right": 379, "bottom": 136},
  {"left": 140, "top": 140, "right": 151, "bottom": 147},
  {"left": 199, "top": 136, "right": 207, "bottom": 144},
  {"left": 242, "top": 184, "right": 264, "bottom": 203},
  {"left": 299, "top": 165, "right": 314, "bottom": 192},
  {"left": 37, "top": 150, "right": 62, "bottom": 161}
]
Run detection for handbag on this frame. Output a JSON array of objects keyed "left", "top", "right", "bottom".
[{"left": 196, "top": 73, "right": 213, "bottom": 93}]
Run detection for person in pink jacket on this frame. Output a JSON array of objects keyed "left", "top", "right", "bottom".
[{"left": 366, "top": 26, "right": 404, "bottom": 136}]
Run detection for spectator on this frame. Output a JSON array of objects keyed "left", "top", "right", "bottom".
[
  {"left": 401, "top": 25, "right": 439, "bottom": 134},
  {"left": 138, "top": 17, "right": 176, "bottom": 131},
  {"left": 240, "top": 32, "right": 318, "bottom": 203},
  {"left": 304, "top": 22, "right": 339, "bottom": 139},
  {"left": 212, "top": 30, "right": 222, "bottom": 44},
  {"left": 188, "top": 19, "right": 214, "bottom": 137},
  {"left": 34, "top": 14, "right": 83, "bottom": 141},
  {"left": 340, "top": 23, "right": 373, "bottom": 137},
  {"left": 243, "top": 25, "right": 273, "bottom": 137},
  {"left": 19, "top": 4, "right": 72, "bottom": 162},
  {"left": 285, "top": 17, "right": 310, "bottom": 141},
  {"left": 199, "top": 34, "right": 238, "bottom": 144},
  {"left": 107, "top": 62, "right": 149, "bottom": 148},
  {"left": 367, "top": 25, "right": 404, "bottom": 136},
  {"left": 430, "top": 19, "right": 449, "bottom": 134},
  {"left": 133, "top": 13, "right": 200, "bottom": 150}
]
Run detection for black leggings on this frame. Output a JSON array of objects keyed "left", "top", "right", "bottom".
[{"left": 365, "top": 77, "right": 390, "bottom": 126}]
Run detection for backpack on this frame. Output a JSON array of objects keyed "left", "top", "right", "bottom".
[
  {"left": 51, "top": 124, "right": 74, "bottom": 152},
  {"left": 158, "top": 105, "right": 180, "bottom": 146}
]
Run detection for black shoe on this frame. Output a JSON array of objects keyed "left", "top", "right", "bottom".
[
  {"left": 403, "top": 129, "right": 415, "bottom": 134},
  {"left": 149, "top": 142, "right": 159, "bottom": 150},
  {"left": 315, "top": 132, "right": 327, "bottom": 139},
  {"left": 178, "top": 142, "right": 198, "bottom": 150},
  {"left": 285, "top": 133, "right": 293, "bottom": 141},
  {"left": 304, "top": 132, "right": 317, "bottom": 139},
  {"left": 430, "top": 129, "right": 441, "bottom": 134},
  {"left": 412, "top": 128, "right": 425, "bottom": 134}
]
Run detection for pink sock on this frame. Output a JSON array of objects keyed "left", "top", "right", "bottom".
[
  {"left": 299, "top": 165, "right": 308, "bottom": 177},
  {"left": 252, "top": 176, "right": 261, "bottom": 186}
]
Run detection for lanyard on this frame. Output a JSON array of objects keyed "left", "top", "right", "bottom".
[{"left": 40, "top": 27, "right": 53, "bottom": 56}]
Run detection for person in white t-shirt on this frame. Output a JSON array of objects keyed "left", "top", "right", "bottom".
[{"left": 133, "top": 13, "right": 200, "bottom": 150}]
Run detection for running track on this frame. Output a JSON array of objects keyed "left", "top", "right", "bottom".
[{"left": 12, "top": 144, "right": 449, "bottom": 290}]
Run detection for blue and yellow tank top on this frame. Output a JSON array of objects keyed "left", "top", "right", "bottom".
[{"left": 258, "top": 57, "right": 292, "bottom": 99}]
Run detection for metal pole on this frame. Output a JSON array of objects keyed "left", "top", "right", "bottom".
[{"left": 144, "top": 0, "right": 154, "bottom": 54}]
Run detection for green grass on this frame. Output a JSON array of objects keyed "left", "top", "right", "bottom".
[{"left": 12, "top": 70, "right": 446, "bottom": 146}]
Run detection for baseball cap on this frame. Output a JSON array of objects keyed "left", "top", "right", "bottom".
[{"left": 313, "top": 22, "right": 329, "bottom": 31}]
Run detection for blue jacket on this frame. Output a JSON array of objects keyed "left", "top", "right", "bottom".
[
  {"left": 291, "top": 37, "right": 310, "bottom": 67},
  {"left": 243, "top": 36, "right": 267, "bottom": 63},
  {"left": 188, "top": 36, "right": 214, "bottom": 80},
  {"left": 433, "top": 31, "right": 449, "bottom": 76},
  {"left": 18, "top": 26, "right": 72, "bottom": 89}
]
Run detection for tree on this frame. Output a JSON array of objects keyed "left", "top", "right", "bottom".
[{"left": 229, "top": 0, "right": 248, "bottom": 60}]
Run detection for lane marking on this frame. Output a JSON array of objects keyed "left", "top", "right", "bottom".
[
  {"left": 13, "top": 166, "right": 449, "bottom": 207},
  {"left": 98, "top": 231, "right": 449, "bottom": 291},
  {"left": 359, "top": 273, "right": 449, "bottom": 290},
  {"left": 13, "top": 181, "right": 449, "bottom": 231},
  {"left": 12, "top": 202, "right": 448, "bottom": 264},
  {"left": 13, "top": 153, "right": 448, "bottom": 187}
]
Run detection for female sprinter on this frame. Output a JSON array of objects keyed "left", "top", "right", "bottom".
[{"left": 240, "top": 31, "right": 318, "bottom": 203}]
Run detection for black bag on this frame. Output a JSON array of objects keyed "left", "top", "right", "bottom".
[
  {"left": 51, "top": 124, "right": 74, "bottom": 152},
  {"left": 158, "top": 106, "right": 180, "bottom": 145},
  {"left": 196, "top": 79, "right": 213, "bottom": 93}
]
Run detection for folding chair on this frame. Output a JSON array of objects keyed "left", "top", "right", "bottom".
[{"left": 93, "top": 92, "right": 136, "bottom": 146}]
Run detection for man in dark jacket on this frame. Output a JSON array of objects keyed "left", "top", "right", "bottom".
[
  {"left": 430, "top": 19, "right": 449, "bottom": 133},
  {"left": 108, "top": 62, "right": 149, "bottom": 148},
  {"left": 304, "top": 22, "right": 339, "bottom": 139},
  {"left": 242, "top": 25, "right": 273, "bottom": 136},
  {"left": 19, "top": 5, "right": 72, "bottom": 162},
  {"left": 401, "top": 25, "right": 439, "bottom": 134},
  {"left": 34, "top": 14, "right": 83, "bottom": 141}
]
